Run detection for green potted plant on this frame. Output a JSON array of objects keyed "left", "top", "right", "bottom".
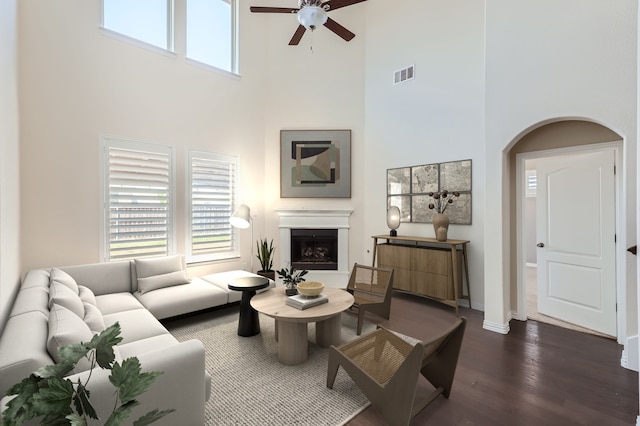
[
  {"left": 2, "top": 322, "right": 173, "bottom": 426},
  {"left": 276, "top": 265, "right": 309, "bottom": 296},
  {"left": 256, "top": 238, "right": 276, "bottom": 281}
]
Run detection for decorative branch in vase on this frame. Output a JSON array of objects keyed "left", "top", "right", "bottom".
[
  {"left": 428, "top": 190, "right": 460, "bottom": 241},
  {"left": 276, "top": 265, "right": 308, "bottom": 296},
  {"left": 427, "top": 190, "right": 460, "bottom": 214}
]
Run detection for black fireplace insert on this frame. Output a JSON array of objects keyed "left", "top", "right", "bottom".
[{"left": 290, "top": 228, "right": 338, "bottom": 271}]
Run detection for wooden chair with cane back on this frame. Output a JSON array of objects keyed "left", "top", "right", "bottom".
[
  {"left": 345, "top": 263, "right": 394, "bottom": 335},
  {"left": 326, "top": 317, "right": 467, "bottom": 426}
]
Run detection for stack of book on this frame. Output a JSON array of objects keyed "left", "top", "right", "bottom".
[{"left": 286, "top": 293, "right": 328, "bottom": 310}]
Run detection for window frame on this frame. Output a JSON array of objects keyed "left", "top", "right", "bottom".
[
  {"left": 186, "top": 150, "right": 241, "bottom": 264},
  {"left": 100, "top": 136, "right": 177, "bottom": 262},
  {"left": 185, "top": 0, "right": 239, "bottom": 74},
  {"left": 100, "top": 0, "right": 175, "bottom": 53},
  {"left": 100, "top": 0, "right": 239, "bottom": 75}
]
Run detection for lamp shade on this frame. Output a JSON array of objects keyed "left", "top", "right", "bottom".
[
  {"left": 386, "top": 206, "right": 401, "bottom": 236},
  {"left": 297, "top": 6, "right": 328, "bottom": 30},
  {"left": 230, "top": 204, "right": 251, "bottom": 229}
]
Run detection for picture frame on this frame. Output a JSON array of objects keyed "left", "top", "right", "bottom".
[
  {"left": 280, "top": 130, "right": 351, "bottom": 198},
  {"left": 387, "top": 159, "right": 472, "bottom": 224}
]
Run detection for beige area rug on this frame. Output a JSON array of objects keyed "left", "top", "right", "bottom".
[{"left": 164, "top": 305, "right": 372, "bottom": 426}]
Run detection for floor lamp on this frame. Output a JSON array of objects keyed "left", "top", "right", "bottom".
[{"left": 230, "top": 204, "right": 253, "bottom": 272}]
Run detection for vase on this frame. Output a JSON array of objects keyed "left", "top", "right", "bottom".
[
  {"left": 285, "top": 284, "right": 298, "bottom": 296},
  {"left": 432, "top": 213, "right": 449, "bottom": 242}
]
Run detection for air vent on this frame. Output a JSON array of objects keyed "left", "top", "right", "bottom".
[{"left": 394, "top": 65, "right": 415, "bottom": 85}]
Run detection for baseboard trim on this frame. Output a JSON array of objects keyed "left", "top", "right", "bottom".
[
  {"left": 483, "top": 319, "right": 510, "bottom": 334},
  {"left": 622, "top": 335, "right": 639, "bottom": 371}
]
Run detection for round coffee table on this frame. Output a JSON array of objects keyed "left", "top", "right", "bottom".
[
  {"left": 250, "top": 286, "right": 354, "bottom": 365},
  {"left": 228, "top": 276, "right": 270, "bottom": 337}
]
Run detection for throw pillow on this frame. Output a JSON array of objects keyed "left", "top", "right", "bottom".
[
  {"left": 47, "top": 303, "right": 93, "bottom": 373},
  {"left": 49, "top": 282, "right": 85, "bottom": 319},
  {"left": 135, "top": 254, "right": 184, "bottom": 279},
  {"left": 49, "top": 268, "right": 79, "bottom": 294},
  {"left": 78, "top": 285, "right": 97, "bottom": 307},
  {"left": 83, "top": 302, "right": 106, "bottom": 333},
  {"left": 137, "top": 270, "right": 190, "bottom": 295}
]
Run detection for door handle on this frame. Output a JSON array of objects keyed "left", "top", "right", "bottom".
[{"left": 537, "top": 242, "right": 545, "bottom": 248}]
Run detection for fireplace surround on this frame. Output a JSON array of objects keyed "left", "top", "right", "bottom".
[{"left": 276, "top": 209, "right": 353, "bottom": 287}]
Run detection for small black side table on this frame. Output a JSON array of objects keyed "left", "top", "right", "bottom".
[{"left": 228, "top": 276, "right": 270, "bottom": 337}]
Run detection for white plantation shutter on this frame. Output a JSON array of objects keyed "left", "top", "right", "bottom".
[
  {"left": 188, "top": 151, "right": 238, "bottom": 261},
  {"left": 104, "top": 139, "right": 175, "bottom": 261}
]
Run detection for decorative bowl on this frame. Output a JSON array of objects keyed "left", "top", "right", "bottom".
[{"left": 296, "top": 281, "right": 325, "bottom": 297}]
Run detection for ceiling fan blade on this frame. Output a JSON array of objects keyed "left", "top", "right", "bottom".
[
  {"left": 322, "top": 0, "right": 367, "bottom": 12},
  {"left": 289, "top": 25, "right": 307, "bottom": 46},
  {"left": 250, "top": 6, "right": 298, "bottom": 13},
  {"left": 323, "top": 17, "right": 355, "bottom": 42}
]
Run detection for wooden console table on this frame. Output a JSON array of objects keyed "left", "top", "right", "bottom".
[{"left": 371, "top": 235, "right": 471, "bottom": 314}]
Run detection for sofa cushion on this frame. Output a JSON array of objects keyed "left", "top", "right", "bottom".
[
  {"left": 135, "top": 255, "right": 189, "bottom": 294},
  {"left": 137, "top": 270, "right": 190, "bottom": 295},
  {"left": 49, "top": 282, "right": 85, "bottom": 319},
  {"left": 50, "top": 268, "right": 79, "bottom": 293},
  {"left": 95, "top": 293, "right": 146, "bottom": 316},
  {"left": 102, "top": 309, "right": 170, "bottom": 344},
  {"left": 135, "top": 254, "right": 184, "bottom": 279},
  {"left": 78, "top": 285, "right": 98, "bottom": 306},
  {"left": 47, "top": 304, "right": 93, "bottom": 373},
  {"left": 83, "top": 303, "right": 106, "bottom": 333},
  {"left": 134, "top": 278, "right": 229, "bottom": 320}
]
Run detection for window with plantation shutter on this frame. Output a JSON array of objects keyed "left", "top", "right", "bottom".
[
  {"left": 187, "top": 150, "right": 239, "bottom": 262},
  {"left": 102, "top": 138, "right": 175, "bottom": 261}
]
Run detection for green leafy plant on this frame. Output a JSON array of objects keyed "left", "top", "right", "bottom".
[
  {"left": 256, "top": 238, "right": 275, "bottom": 272},
  {"left": 2, "top": 323, "right": 174, "bottom": 426},
  {"left": 276, "top": 265, "right": 308, "bottom": 288}
]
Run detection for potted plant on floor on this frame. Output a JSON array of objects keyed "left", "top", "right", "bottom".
[
  {"left": 277, "top": 265, "right": 309, "bottom": 296},
  {"left": 256, "top": 238, "right": 276, "bottom": 281},
  {"left": 2, "top": 323, "right": 173, "bottom": 426}
]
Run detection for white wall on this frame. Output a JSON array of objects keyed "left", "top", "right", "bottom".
[
  {"left": 362, "top": 0, "right": 486, "bottom": 308},
  {"left": 0, "top": 0, "right": 21, "bottom": 332},
  {"left": 258, "top": 5, "right": 367, "bottom": 271},
  {"left": 484, "top": 0, "right": 638, "bottom": 333},
  {"left": 18, "top": 0, "right": 270, "bottom": 275}
]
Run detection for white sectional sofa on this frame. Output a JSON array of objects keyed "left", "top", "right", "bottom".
[{"left": 0, "top": 255, "right": 273, "bottom": 425}]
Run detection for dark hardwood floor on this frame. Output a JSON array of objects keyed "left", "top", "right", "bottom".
[{"left": 347, "top": 292, "right": 638, "bottom": 425}]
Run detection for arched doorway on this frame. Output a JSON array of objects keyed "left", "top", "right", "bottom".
[{"left": 508, "top": 120, "right": 624, "bottom": 337}]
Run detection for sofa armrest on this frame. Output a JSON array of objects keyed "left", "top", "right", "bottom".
[{"left": 65, "top": 339, "right": 208, "bottom": 426}]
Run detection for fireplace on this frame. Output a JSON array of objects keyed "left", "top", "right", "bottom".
[
  {"left": 291, "top": 229, "right": 338, "bottom": 271},
  {"left": 276, "top": 209, "right": 353, "bottom": 287}
]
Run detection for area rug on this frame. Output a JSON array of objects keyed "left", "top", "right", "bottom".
[{"left": 164, "top": 305, "right": 373, "bottom": 425}]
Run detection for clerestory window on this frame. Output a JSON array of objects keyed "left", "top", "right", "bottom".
[{"left": 101, "top": 0, "right": 237, "bottom": 74}]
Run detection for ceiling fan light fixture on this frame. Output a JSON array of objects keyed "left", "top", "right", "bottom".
[{"left": 297, "top": 6, "right": 328, "bottom": 31}]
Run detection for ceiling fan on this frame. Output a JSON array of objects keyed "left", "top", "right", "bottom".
[{"left": 250, "top": 0, "right": 367, "bottom": 46}]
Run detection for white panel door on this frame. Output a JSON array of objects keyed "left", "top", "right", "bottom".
[{"left": 536, "top": 149, "right": 616, "bottom": 336}]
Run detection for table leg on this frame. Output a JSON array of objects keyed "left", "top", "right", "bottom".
[
  {"left": 316, "top": 313, "right": 342, "bottom": 348},
  {"left": 237, "top": 290, "right": 260, "bottom": 337},
  {"left": 277, "top": 321, "right": 308, "bottom": 365}
]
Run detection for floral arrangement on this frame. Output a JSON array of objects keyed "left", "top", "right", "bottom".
[{"left": 428, "top": 190, "right": 460, "bottom": 214}]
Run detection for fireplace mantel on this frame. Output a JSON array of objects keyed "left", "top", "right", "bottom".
[{"left": 276, "top": 209, "right": 353, "bottom": 287}]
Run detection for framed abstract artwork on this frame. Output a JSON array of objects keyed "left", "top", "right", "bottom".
[{"left": 280, "top": 130, "right": 351, "bottom": 198}]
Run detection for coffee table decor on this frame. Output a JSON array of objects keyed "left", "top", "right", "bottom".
[
  {"left": 286, "top": 293, "right": 328, "bottom": 310},
  {"left": 276, "top": 265, "right": 308, "bottom": 296},
  {"left": 296, "top": 281, "right": 325, "bottom": 296}
]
